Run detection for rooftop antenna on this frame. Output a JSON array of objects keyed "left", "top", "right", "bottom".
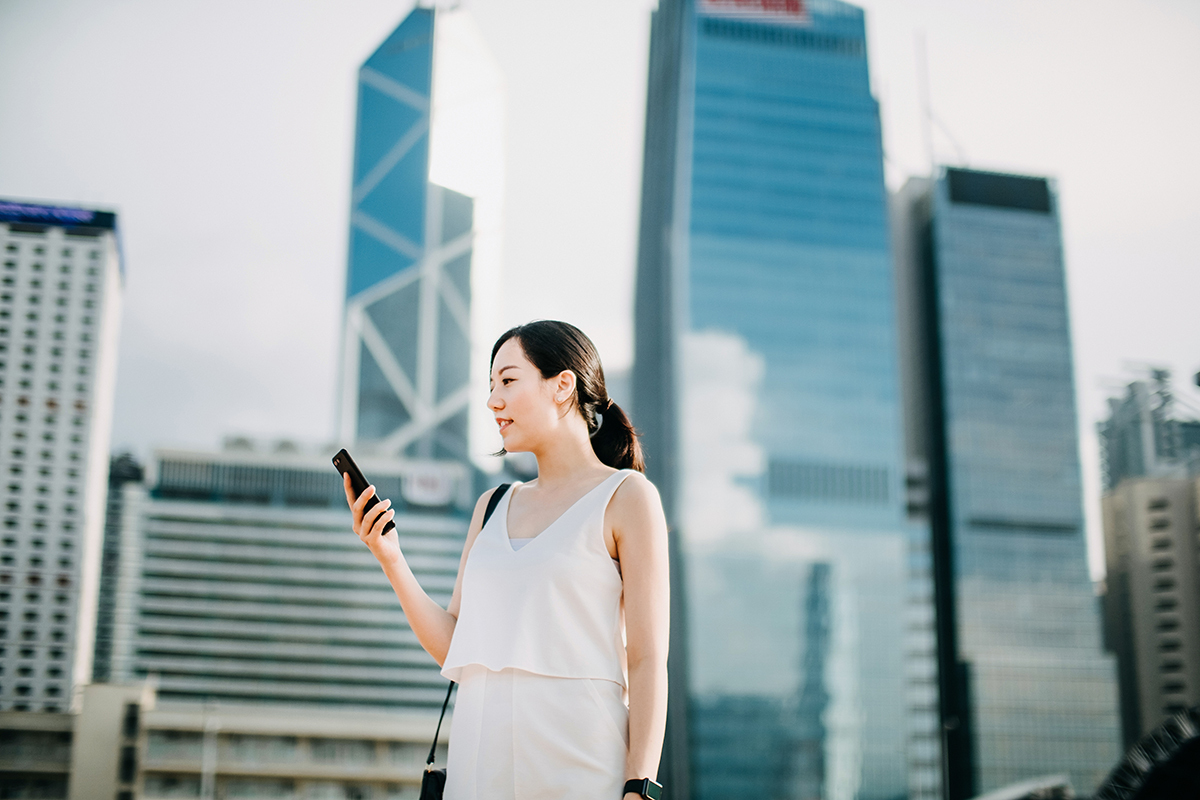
[
  {"left": 915, "top": 33, "right": 969, "bottom": 170},
  {"left": 915, "top": 31, "right": 934, "bottom": 177}
]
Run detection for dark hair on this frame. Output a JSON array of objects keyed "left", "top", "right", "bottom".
[{"left": 491, "top": 320, "right": 644, "bottom": 472}]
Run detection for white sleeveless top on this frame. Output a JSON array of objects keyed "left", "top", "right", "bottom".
[{"left": 441, "top": 469, "right": 636, "bottom": 687}]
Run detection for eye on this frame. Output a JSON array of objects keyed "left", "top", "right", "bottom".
[{"left": 502, "top": 378, "right": 514, "bottom": 385}]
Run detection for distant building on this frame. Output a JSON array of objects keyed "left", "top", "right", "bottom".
[
  {"left": 0, "top": 199, "right": 123, "bottom": 713},
  {"left": 1099, "top": 372, "right": 1200, "bottom": 747},
  {"left": 339, "top": 6, "right": 503, "bottom": 468},
  {"left": 91, "top": 452, "right": 144, "bottom": 683},
  {"left": 96, "top": 444, "right": 471, "bottom": 711},
  {"left": 1099, "top": 371, "right": 1200, "bottom": 491},
  {"left": 1101, "top": 476, "right": 1200, "bottom": 748},
  {"left": 0, "top": 681, "right": 443, "bottom": 799},
  {"left": 893, "top": 169, "right": 1121, "bottom": 796},
  {"left": 633, "top": 2, "right": 938, "bottom": 798}
]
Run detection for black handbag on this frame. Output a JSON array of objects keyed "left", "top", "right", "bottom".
[{"left": 419, "top": 483, "right": 511, "bottom": 800}]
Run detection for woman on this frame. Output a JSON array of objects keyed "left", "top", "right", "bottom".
[{"left": 344, "top": 320, "right": 670, "bottom": 800}]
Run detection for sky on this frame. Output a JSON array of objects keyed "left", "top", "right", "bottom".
[{"left": 0, "top": 0, "right": 1197, "bottom": 577}]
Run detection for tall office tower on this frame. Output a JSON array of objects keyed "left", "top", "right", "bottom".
[
  {"left": 633, "top": 3, "right": 937, "bottom": 798},
  {"left": 339, "top": 6, "right": 503, "bottom": 468},
  {"left": 102, "top": 443, "right": 471, "bottom": 709},
  {"left": 1101, "top": 475, "right": 1200, "bottom": 748},
  {"left": 1099, "top": 371, "right": 1200, "bottom": 491},
  {"left": 0, "top": 200, "right": 123, "bottom": 713},
  {"left": 893, "top": 169, "right": 1120, "bottom": 797}
]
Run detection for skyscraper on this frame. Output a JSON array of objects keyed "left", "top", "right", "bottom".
[
  {"left": 633, "top": 3, "right": 936, "bottom": 798},
  {"left": 0, "top": 199, "right": 123, "bottom": 712},
  {"left": 893, "top": 168, "right": 1121, "bottom": 796},
  {"left": 339, "top": 6, "right": 503, "bottom": 467}
]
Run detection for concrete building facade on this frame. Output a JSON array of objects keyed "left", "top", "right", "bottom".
[
  {"left": 0, "top": 681, "right": 444, "bottom": 799},
  {"left": 94, "top": 444, "right": 471, "bottom": 712},
  {"left": 0, "top": 199, "right": 123, "bottom": 713},
  {"left": 1102, "top": 476, "right": 1200, "bottom": 747}
]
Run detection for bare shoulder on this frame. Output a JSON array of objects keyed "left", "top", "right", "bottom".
[
  {"left": 472, "top": 485, "right": 502, "bottom": 515},
  {"left": 610, "top": 471, "right": 665, "bottom": 526}
]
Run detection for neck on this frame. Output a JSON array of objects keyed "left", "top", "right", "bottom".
[{"left": 529, "top": 420, "right": 607, "bottom": 488}]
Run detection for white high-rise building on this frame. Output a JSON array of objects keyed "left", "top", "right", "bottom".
[{"left": 0, "top": 199, "right": 123, "bottom": 712}]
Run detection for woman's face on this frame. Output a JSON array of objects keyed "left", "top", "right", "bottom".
[{"left": 488, "top": 337, "right": 574, "bottom": 452}]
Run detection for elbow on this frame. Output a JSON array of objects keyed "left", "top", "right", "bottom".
[{"left": 626, "top": 646, "right": 669, "bottom": 674}]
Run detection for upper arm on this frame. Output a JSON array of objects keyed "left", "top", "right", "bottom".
[
  {"left": 446, "top": 486, "right": 499, "bottom": 620},
  {"left": 611, "top": 474, "right": 671, "bottom": 666}
]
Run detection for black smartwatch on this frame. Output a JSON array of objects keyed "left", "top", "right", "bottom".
[{"left": 623, "top": 778, "right": 663, "bottom": 799}]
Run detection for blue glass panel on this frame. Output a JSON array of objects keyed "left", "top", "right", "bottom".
[
  {"left": 357, "top": 342, "right": 410, "bottom": 440},
  {"left": 363, "top": 8, "right": 434, "bottom": 94},
  {"left": 356, "top": 134, "right": 429, "bottom": 248},
  {"left": 346, "top": 230, "right": 415, "bottom": 299},
  {"left": 365, "top": 279, "right": 421, "bottom": 386},
  {"left": 352, "top": 83, "right": 426, "bottom": 186},
  {"left": 436, "top": 293, "right": 469, "bottom": 404}
]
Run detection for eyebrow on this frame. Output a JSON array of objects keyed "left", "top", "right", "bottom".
[{"left": 492, "top": 365, "right": 519, "bottom": 378}]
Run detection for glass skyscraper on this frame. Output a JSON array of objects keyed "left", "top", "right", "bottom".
[
  {"left": 893, "top": 168, "right": 1121, "bottom": 796},
  {"left": 340, "top": 7, "right": 503, "bottom": 466},
  {"left": 633, "top": 3, "right": 937, "bottom": 798}
]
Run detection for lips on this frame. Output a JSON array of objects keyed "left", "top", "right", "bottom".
[{"left": 496, "top": 418, "right": 512, "bottom": 434}]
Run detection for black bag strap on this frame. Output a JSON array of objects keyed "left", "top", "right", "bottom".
[
  {"left": 482, "top": 483, "right": 511, "bottom": 530},
  {"left": 426, "top": 482, "right": 512, "bottom": 768}
]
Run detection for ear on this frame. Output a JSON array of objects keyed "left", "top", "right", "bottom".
[{"left": 553, "top": 370, "right": 577, "bottom": 404}]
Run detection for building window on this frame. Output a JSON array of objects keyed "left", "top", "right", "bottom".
[
  {"left": 122, "top": 703, "right": 140, "bottom": 738},
  {"left": 118, "top": 745, "right": 137, "bottom": 783}
]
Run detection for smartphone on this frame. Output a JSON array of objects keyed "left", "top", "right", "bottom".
[{"left": 332, "top": 448, "right": 396, "bottom": 534}]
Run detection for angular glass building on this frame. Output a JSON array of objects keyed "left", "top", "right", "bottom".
[
  {"left": 893, "top": 169, "right": 1121, "bottom": 796},
  {"left": 633, "top": 2, "right": 937, "bottom": 798},
  {"left": 340, "top": 7, "right": 503, "bottom": 466}
]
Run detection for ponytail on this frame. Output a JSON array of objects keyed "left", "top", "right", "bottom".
[{"left": 589, "top": 398, "right": 644, "bottom": 472}]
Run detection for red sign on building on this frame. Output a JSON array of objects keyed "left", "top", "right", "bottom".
[{"left": 698, "top": 0, "right": 809, "bottom": 23}]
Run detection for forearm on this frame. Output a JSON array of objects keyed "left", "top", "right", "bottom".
[
  {"left": 624, "top": 654, "right": 668, "bottom": 787},
  {"left": 375, "top": 548, "right": 457, "bottom": 665}
]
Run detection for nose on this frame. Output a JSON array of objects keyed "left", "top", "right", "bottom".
[{"left": 487, "top": 386, "right": 503, "bottom": 411}]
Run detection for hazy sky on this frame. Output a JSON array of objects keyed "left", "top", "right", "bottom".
[{"left": 1, "top": 0, "right": 1197, "bottom": 576}]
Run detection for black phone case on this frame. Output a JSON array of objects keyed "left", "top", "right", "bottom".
[{"left": 333, "top": 448, "right": 396, "bottom": 534}]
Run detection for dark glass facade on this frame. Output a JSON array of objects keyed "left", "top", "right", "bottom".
[
  {"left": 634, "top": 2, "right": 935, "bottom": 798},
  {"left": 896, "top": 168, "right": 1121, "bottom": 796}
]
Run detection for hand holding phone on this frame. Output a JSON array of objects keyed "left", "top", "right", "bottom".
[{"left": 333, "top": 448, "right": 397, "bottom": 535}]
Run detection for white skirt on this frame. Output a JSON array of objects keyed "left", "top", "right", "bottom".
[{"left": 444, "top": 664, "right": 629, "bottom": 800}]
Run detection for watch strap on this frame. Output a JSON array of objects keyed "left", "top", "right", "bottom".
[{"left": 623, "top": 778, "right": 663, "bottom": 799}]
